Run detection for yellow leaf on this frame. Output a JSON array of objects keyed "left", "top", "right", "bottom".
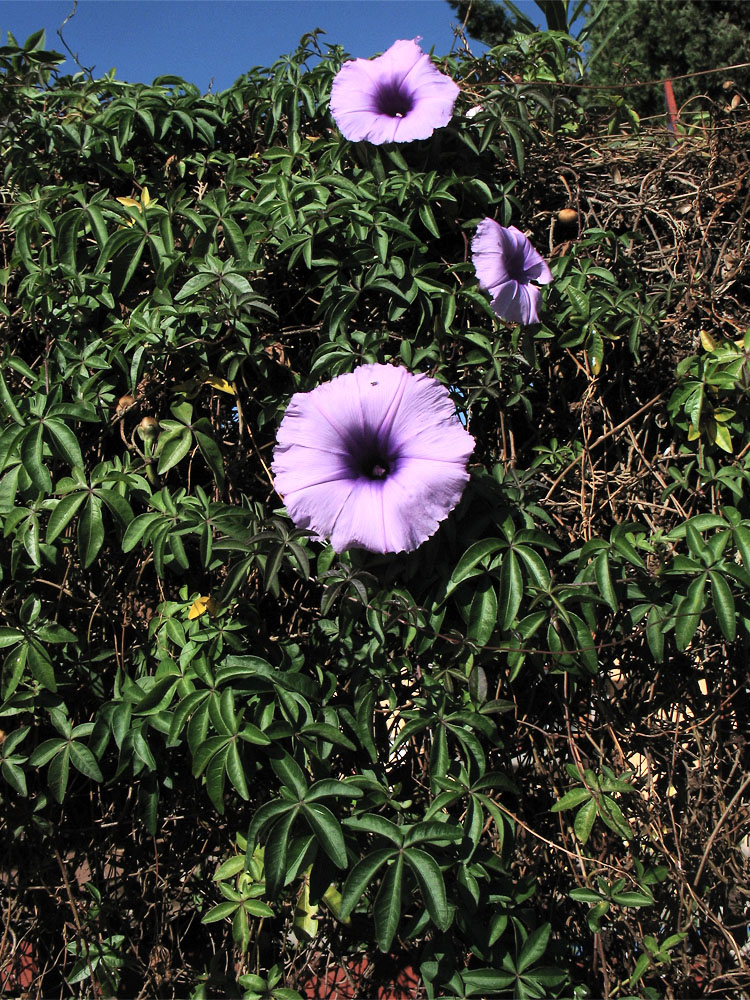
[
  {"left": 714, "top": 422, "right": 733, "bottom": 453},
  {"left": 293, "top": 879, "right": 319, "bottom": 940},
  {"left": 322, "top": 883, "right": 351, "bottom": 925},
  {"left": 700, "top": 330, "right": 716, "bottom": 352},
  {"left": 115, "top": 196, "right": 141, "bottom": 210},
  {"left": 141, "top": 186, "right": 151, "bottom": 207},
  {"left": 203, "top": 374, "right": 236, "bottom": 396},
  {"left": 188, "top": 595, "right": 218, "bottom": 619}
]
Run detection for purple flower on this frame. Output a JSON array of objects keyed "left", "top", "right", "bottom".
[
  {"left": 329, "top": 38, "right": 460, "bottom": 145},
  {"left": 272, "top": 364, "right": 474, "bottom": 554},
  {"left": 472, "top": 219, "right": 553, "bottom": 325}
]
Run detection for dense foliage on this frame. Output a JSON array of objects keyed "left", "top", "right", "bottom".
[
  {"left": 2, "top": 19, "right": 750, "bottom": 1000},
  {"left": 583, "top": 0, "right": 750, "bottom": 116},
  {"left": 450, "top": 0, "right": 750, "bottom": 118}
]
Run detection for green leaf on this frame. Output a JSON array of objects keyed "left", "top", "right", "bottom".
[
  {"left": 27, "top": 641, "right": 56, "bottom": 692},
  {"left": 568, "top": 888, "right": 602, "bottom": 903},
  {"left": 461, "top": 969, "right": 517, "bottom": 995},
  {"left": 0, "top": 371, "right": 23, "bottom": 425},
  {"left": 29, "top": 737, "right": 67, "bottom": 767},
  {"left": 467, "top": 578, "right": 497, "bottom": 647},
  {"left": 78, "top": 495, "right": 105, "bottom": 568},
  {"left": 2, "top": 760, "right": 27, "bottom": 796},
  {"left": 202, "top": 900, "right": 240, "bottom": 924},
  {"left": 598, "top": 795, "right": 633, "bottom": 840},
  {"left": 404, "top": 848, "right": 450, "bottom": 930},
  {"left": 594, "top": 551, "right": 618, "bottom": 611},
  {"left": 447, "top": 539, "right": 503, "bottom": 596},
  {"left": 646, "top": 604, "right": 666, "bottom": 663},
  {"left": 174, "top": 273, "right": 216, "bottom": 301},
  {"left": 213, "top": 856, "right": 246, "bottom": 881},
  {"left": 110, "top": 233, "right": 146, "bottom": 298},
  {"left": 246, "top": 798, "right": 293, "bottom": 850},
  {"left": 2, "top": 643, "right": 28, "bottom": 699},
  {"left": 550, "top": 787, "right": 592, "bottom": 812},
  {"left": 339, "top": 848, "right": 395, "bottom": 920},
  {"left": 0, "top": 628, "right": 24, "bottom": 649},
  {"left": 515, "top": 545, "right": 550, "bottom": 587},
  {"left": 47, "top": 491, "right": 87, "bottom": 543},
  {"left": 587, "top": 900, "right": 610, "bottom": 933},
  {"left": 156, "top": 429, "right": 193, "bottom": 475},
  {"left": 374, "top": 854, "right": 404, "bottom": 953},
  {"left": 226, "top": 740, "right": 249, "bottom": 800},
  {"left": 709, "top": 571, "right": 736, "bottom": 641},
  {"left": 45, "top": 419, "right": 84, "bottom": 470},
  {"left": 69, "top": 741, "right": 103, "bottom": 781},
  {"left": 674, "top": 574, "right": 706, "bottom": 651},
  {"left": 344, "top": 813, "right": 403, "bottom": 842},
  {"left": 629, "top": 952, "right": 652, "bottom": 985},
  {"left": 47, "top": 744, "right": 70, "bottom": 802},
  {"left": 302, "top": 802, "right": 347, "bottom": 868},
  {"left": 611, "top": 890, "right": 654, "bottom": 907},
  {"left": 270, "top": 753, "right": 307, "bottom": 797},
  {"left": 517, "top": 923, "right": 551, "bottom": 973},
  {"left": 499, "top": 550, "right": 523, "bottom": 629},
  {"left": 264, "top": 810, "right": 297, "bottom": 899},
  {"left": 194, "top": 429, "right": 225, "bottom": 487},
  {"left": 20, "top": 424, "right": 51, "bottom": 493},
  {"left": 574, "top": 797, "right": 597, "bottom": 844}
]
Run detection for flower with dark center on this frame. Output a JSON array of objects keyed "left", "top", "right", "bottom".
[
  {"left": 472, "top": 219, "right": 553, "bottom": 325},
  {"left": 272, "top": 364, "right": 474, "bottom": 553},
  {"left": 329, "top": 39, "right": 460, "bottom": 145}
]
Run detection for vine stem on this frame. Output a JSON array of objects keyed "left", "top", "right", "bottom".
[{"left": 693, "top": 771, "right": 750, "bottom": 888}]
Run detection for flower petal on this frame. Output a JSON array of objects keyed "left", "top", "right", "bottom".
[
  {"left": 490, "top": 280, "right": 542, "bottom": 325},
  {"left": 471, "top": 218, "right": 511, "bottom": 297}
]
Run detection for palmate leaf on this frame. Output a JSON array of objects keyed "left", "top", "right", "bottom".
[
  {"left": 404, "top": 847, "right": 450, "bottom": 931},
  {"left": 264, "top": 811, "right": 298, "bottom": 899},
  {"left": 339, "top": 848, "right": 395, "bottom": 921},
  {"left": 674, "top": 574, "right": 706, "bottom": 651},
  {"left": 373, "top": 853, "right": 404, "bottom": 953},
  {"left": 573, "top": 797, "right": 597, "bottom": 844},
  {"left": 709, "top": 570, "right": 736, "bottom": 641},
  {"left": 302, "top": 802, "right": 347, "bottom": 868},
  {"left": 517, "top": 922, "right": 551, "bottom": 973},
  {"left": 156, "top": 428, "right": 193, "bottom": 475},
  {"left": 78, "top": 495, "right": 105, "bottom": 568},
  {"left": 47, "top": 491, "right": 87, "bottom": 543}
]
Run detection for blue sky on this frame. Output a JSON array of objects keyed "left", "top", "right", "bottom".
[{"left": 0, "top": 1, "right": 542, "bottom": 92}]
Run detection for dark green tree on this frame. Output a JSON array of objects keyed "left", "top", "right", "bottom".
[
  {"left": 584, "top": 0, "right": 750, "bottom": 115},
  {"left": 446, "top": 0, "right": 514, "bottom": 46}
]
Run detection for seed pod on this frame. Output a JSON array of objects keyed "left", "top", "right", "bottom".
[
  {"left": 557, "top": 208, "right": 578, "bottom": 226},
  {"left": 137, "top": 416, "right": 160, "bottom": 441},
  {"left": 116, "top": 394, "right": 135, "bottom": 416}
]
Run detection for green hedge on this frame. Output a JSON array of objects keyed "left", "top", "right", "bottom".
[{"left": 1, "top": 24, "right": 750, "bottom": 1000}]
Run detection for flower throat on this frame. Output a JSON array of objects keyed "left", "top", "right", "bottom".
[{"left": 376, "top": 80, "right": 414, "bottom": 119}]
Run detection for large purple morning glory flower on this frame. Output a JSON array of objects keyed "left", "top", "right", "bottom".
[
  {"left": 272, "top": 364, "right": 474, "bottom": 554},
  {"left": 329, "top": 38, "right": 460, "bottom": 145},
  {"left": 472, "top": 219, "right": 553, "bottom": 325}
]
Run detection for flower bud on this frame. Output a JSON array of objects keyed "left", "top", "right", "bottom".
[
  {"left": 137, "top": 416, "right": 160, "bottom": 441},
  {"left": 116, "top": 394, "right": 135, "bottom": 416}
]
